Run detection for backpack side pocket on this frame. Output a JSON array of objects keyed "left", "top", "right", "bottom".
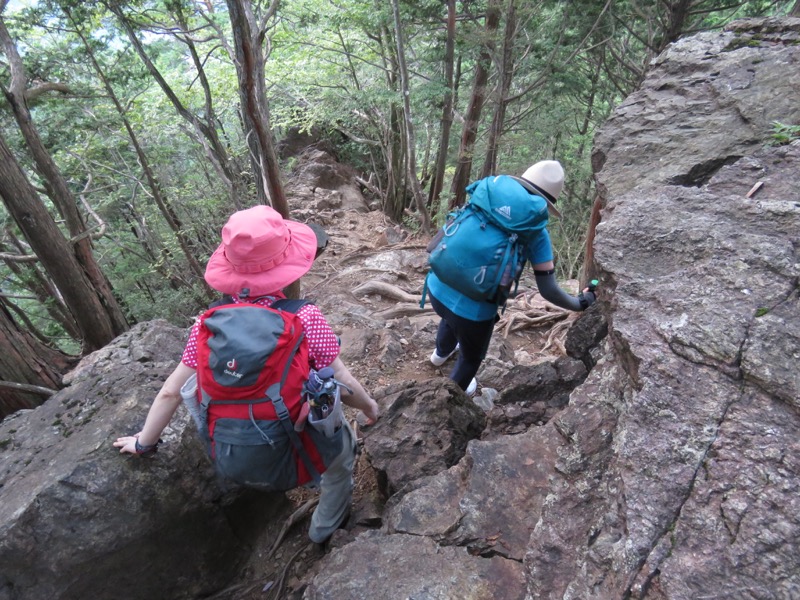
[{"left": 211, "top": 418, "right": 298, "bottom": 491}]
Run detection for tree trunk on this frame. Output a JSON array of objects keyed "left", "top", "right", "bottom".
[
  {"left": 659, "top": 0, "right": 693, "bottom": 53},
  {"left": 1, "top": 230, "right": 80, "bottom": 340},
  {"left": 449, "top": 0, "right": 502, "bottom": 209},
  {"left": 169, "top": 0, "right": 249, "bottom": 195},
  {"left": 427, "top": 0, "right": 457, "bottom": 215},
  {"left": 383, "top": 106, "right": 407, "bottom": 223},
  {"left": 481, "top": 0, "right": 517, "bottom": 178},
  {"left": 378, "top": 22, "right": 407, "bottom": 224},
  {"left": 0, "top": 133, "right": 124, "bottom": 352},
  {"left": 225, "top": 0, "right": 303, "bottom": 298},
  {"left": 0, "top": 300, "right": 74, "bottom": 419},
  {"left": 225, "top": 0, "right": 289, "bottom": 217},
  {"left": 0, "top": 16, "right": 129, "bottom": 341},
  {"left": 120, "top": 204, "right": 184, "bottom": 290},
  {"left": 390, "top": 0, "right": 432, "bottom": 233}
]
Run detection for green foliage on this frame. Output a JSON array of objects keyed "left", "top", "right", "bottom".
[
  {"left": 1, "top": 0, "right": 793, "bottom": 356},
  {"left": 768, "top": 121, "right": 800, "bottom": 146}
]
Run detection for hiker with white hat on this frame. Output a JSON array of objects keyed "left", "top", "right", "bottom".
[
  {"left": 114, "top": 205, "right": 378, "bottom": 546},
  {"left": 425, "top": 160, "right": 596, "bottom": 395}
]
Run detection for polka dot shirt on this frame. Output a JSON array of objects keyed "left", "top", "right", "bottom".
[{"left": 181, "top": 295, "right": 340, "bottom": 370}]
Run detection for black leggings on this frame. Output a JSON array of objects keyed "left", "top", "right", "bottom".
[{"left": 429, "top": 293, "right": 496, "bottom": 391}]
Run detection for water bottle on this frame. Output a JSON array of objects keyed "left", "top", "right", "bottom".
[{"left": 304, "top": 366, "right": 345, "bottom": 438}]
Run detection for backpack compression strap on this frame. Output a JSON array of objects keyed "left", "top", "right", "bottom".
[
  {"left": 268, "top": 297, "right": 322, "bottom": 485},
  {"left": 265, "top": 329, "right": 324, "bottom": 486}
]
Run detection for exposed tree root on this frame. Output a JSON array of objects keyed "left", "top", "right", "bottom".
[
  {"left": 542, "top": 319, "right": 574, "bottom": 354},
  {"left": 337, "top": 243, "right": 427, "bottom": 266},
  {"left": 267, "top": 497, "right": 320, "bottom": 559},
  {"left": 496, "top": 293, "right": 579, "bottom": 352},
  {"left": 373, "top": 303, "right": 432, "bottom": 319},
  {"left": 203, "top": 581, "right": 262, "bottom": 600},
  {"left": 267, "top": 544, "right": 307, "bottom": 600},
  {"left": 352, "top": 280, "right": 419, "bottom": 303}
]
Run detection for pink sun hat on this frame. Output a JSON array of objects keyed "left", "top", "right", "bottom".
[{"left": 204, "top": 206, "right": 317, "bottom": 296}]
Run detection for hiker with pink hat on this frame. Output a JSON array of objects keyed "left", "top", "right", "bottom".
[
  {"left": 426, "top": 160, "right": 596, "bottom": 396},
  {"left": 204, "top": 206, "right": 321, "bottom": 296},
  {"left": 115, "top": 205, "right": 378, "bottom": 546}
]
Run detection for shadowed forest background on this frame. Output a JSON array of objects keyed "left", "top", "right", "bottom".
[{"left": 1, "top": 0, "right": 798, "bottom": 418}]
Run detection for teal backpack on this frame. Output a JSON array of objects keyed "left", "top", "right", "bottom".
[{"left": 422, "top": 175, "right": 548, "bottom": 307}]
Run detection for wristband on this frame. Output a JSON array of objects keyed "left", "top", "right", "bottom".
[{"left": 134, "top": 438, "right": 161, "bottom": 456}]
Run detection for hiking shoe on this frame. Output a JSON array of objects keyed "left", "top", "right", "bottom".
[
  {"left": 466, "top": 378, "right": 478, "bottom": 396},
  {"left": 430, "top": 344, "right": 459, "bottom": 367}
]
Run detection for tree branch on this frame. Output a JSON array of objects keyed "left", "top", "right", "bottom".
[
  {"left": 0, "top": 379, "right": 57, "bottom": 396},
  {"left": 24, "top": 81, "right": 71, "bottom": 104}
]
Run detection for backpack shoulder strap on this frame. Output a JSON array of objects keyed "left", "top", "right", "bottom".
[
  {"left": 267, "top": 297, "right": 321, "bottom": 484},
  {"left": 271, "top": 298, "right": 313, "bottom": 313},
  {"left": 206, "top": 296, "right": 313, "bottom": 312},
  {"left": 207, "top": 294, "right": 235, "bottom": 309}
]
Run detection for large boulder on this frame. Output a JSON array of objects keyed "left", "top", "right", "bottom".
[
  {"left": 303, "top": 531, "right": 526, "bottom": 600},
  {"left": 526, "top": 18, "right": 800, "bottom": 599},
  {"left": 0, "top": 321, "right": 286, "bottom": 600},
  {"left": 363, "top": 378, "right": 486, "bottom": 497}
]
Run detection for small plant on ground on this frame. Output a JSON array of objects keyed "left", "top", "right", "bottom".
[{"left": 768, "top": 121, "right": 800, "bottom": 146}]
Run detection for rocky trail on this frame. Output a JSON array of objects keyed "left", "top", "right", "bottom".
[{"left": 206, "top": 200, "right": 582, "bottom": 600}]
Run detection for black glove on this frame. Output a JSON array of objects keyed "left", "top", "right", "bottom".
[
  {"left": 578, "top": 279, "right": 598, "bottom": 310},
  {"left": 578, "top": 290, "right": 596, "bottom": 310}
]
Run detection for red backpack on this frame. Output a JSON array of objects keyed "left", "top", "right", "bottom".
[{"left": 183, "top": 298, "right": 342, "bottom": 491}]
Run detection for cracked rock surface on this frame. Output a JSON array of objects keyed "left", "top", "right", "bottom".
[{"left": 525, "top": 17, "right": 800, "bottom": 600}]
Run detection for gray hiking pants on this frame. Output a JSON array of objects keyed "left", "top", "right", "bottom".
[{"left": 308, "top": 420, "right": 357, "bottom": 543}]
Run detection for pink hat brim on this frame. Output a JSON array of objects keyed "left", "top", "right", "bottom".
[{"left": 204, "top": 219, "right": 317, "bottom": 296}]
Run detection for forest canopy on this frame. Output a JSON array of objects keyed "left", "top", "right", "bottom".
[{"left": 0, "top": 0, "right": 797, "bottom": 414}]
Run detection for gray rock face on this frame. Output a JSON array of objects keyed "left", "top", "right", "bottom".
[
  {"left": 592, "top": 18, "right": 800, "bottom": 199},
  {"left": 303, "top": 531, "right": 527, "bottom": 600},
  {"left": 0, "top": 321, "right": 286, "bottom": 600},
  {"left": 387, "top": 423, "right": 564, "bottom": 561},
  {"left": 286, "top": 149, "right": 369, "bottom": 213},
  {"left": 364, "top": 378, "right": 487, "bottom": 497},
  {"left": 526, "top": 18, "right": 800, "bottom": 599}
]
